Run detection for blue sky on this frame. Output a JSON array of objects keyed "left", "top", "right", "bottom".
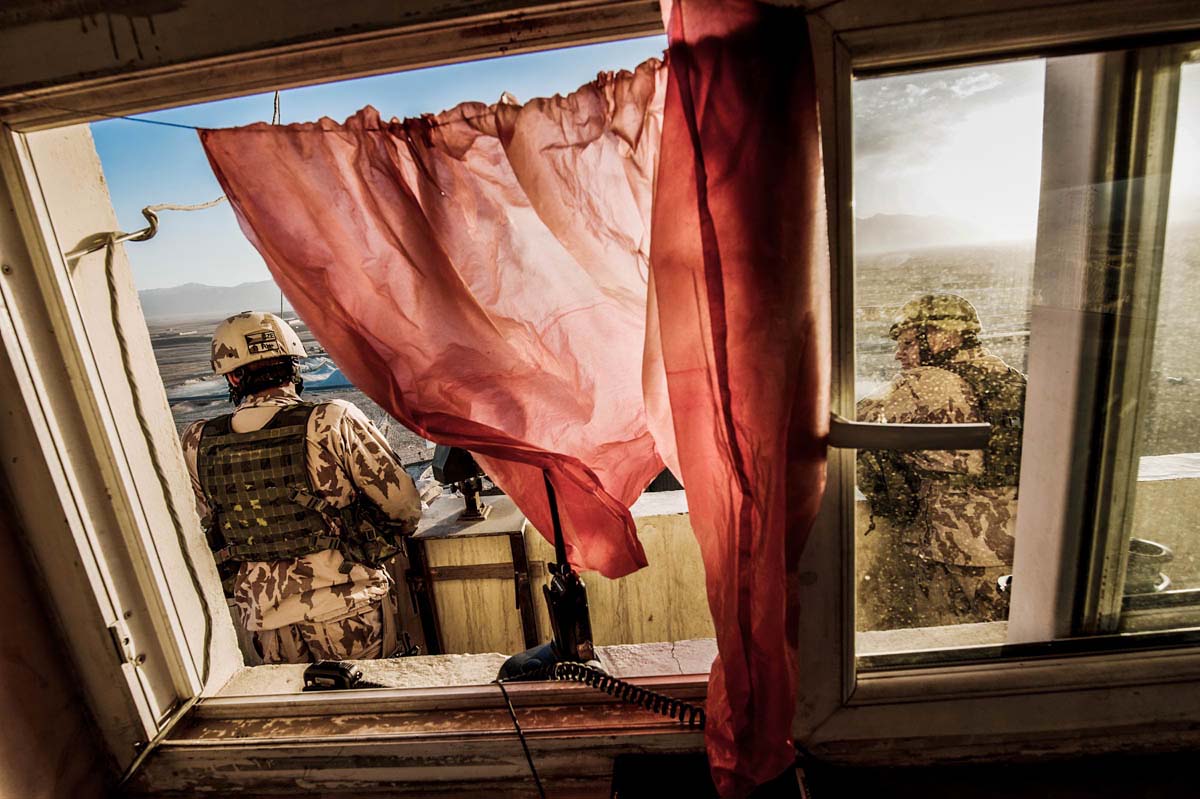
[{"left": 92, "top": 35, "right": 667, "bottom": 291}]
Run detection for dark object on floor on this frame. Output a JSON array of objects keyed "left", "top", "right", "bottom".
[
  {"left": 497, "top": 640, "right": 559, "bottom": 680},
  {"left": 301, "top": 659, "right": 388, "bottom": 691},
  {"left": 645, "top": 467, "right": 684, "bottom": 492},
  {"left": 302, "top": 660, "right": 364, "bottom": 690},
  {"left": 610, "top": 754, "right": 805, "bottom": 798}
]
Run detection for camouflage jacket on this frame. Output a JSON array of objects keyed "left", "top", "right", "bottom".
[
  {"left": 181, "top": 386, "right": 422, "bottom": 631},
  {"left": 857, "top": 347, "right": 1018, "bottom": 568}
]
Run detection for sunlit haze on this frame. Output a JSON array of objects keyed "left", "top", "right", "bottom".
[{"left": 853, "top": 59, "right": 1047, "bottom": 247}]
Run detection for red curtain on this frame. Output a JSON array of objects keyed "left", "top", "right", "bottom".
[
  {"left": 651, "top": 1, "right": 829, "bottom": 794},
  {"left": 200, "top": 60, "right": 670, "bottom": 579},
  {"left": 202, "top": 9, "right": 829, "bottom": 791}
]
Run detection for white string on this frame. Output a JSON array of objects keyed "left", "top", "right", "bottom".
[
  {"left": 103, "top": 235, "right": 214, "bottom": 693},
  {"left": 146, "top": 197, "right": 227, "bottom": 214}
]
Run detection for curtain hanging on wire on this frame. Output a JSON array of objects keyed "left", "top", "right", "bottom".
[
  {"left": 199, "top": 4, "right": 830, "bottom": 790},
  {"left": 651, "top": 1, "right": 829, "bottom": 794},
  {"left": 199, "top": 59, "right": 671, "bottom": 578}
]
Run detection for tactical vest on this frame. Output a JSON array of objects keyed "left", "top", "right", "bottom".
[
  {"left": 940, "top": 359, "right": 1027, "bottom": 489},
  {"left": 197, "top": 403, "right": 341, "bottom": 564},
  {"left": 857, "top": 448, "right": 924, "bottom": 529},
  {"left": 858, "top": 356, "right": 1027, "bottom": 528}
]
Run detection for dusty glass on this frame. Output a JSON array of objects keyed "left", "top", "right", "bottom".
[
  {"left": 852, "top": 59, "right": 1043, "bottom": 650},
  {"left": 1121, "top": 59, "right": 1200, "bottom": 632}
]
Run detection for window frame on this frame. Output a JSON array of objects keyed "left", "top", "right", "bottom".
[
  {"left": 1, "top": 0, "right": 1200, "bottom": 793},
  {"left": 0, "top": 3, "right": 696, "bottom": 793},
  {"left": 0, "top": 120, "right": 249, "bottom": 766},
  {"left": 801, "top": 0, "right": 1200, "bottom": 761}
]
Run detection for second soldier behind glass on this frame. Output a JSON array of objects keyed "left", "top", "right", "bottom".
[
  {"left": 180, "top": 311, "right": 422, "bottom": 664},
  {"left": 857, "top": 294, "right": 1026, "bottom": 629}
]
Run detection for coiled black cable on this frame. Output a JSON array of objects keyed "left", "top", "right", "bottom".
[
  {"left": 502, "top": 661, "right": 706, "bottom": 729},
  {"left": 495, "top": 661, "right": 705, "bottom": 798}
]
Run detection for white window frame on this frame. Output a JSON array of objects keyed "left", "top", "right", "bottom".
[
  {"left": 800, "top": 0, "right": 1200, "bottom": 763},
  {"left": 2, "top": 0, "right": 1200, "bottom": 793},
  {"left": 0, "top": 4, "right": 706, "bottom": 794}
]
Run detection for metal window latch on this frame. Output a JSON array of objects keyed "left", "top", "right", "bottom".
[
  {"left": 828, "top": 413, "right": 990, "bottom": 451},
  {"left": 108, "top": 619, "right": 144, "bottom": 666}
]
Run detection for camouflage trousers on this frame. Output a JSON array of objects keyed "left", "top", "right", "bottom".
[
  {"left": 254, "top": 601, "right": 384, "bottom": 664},
  {"left": 909, "top": 559, "right": 1010, "bottom": 627},
  {"left": 861, "top": 539, "right": 1009, "bottom": 630}
]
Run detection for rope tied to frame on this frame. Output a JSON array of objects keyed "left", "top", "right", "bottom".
[
  {"left": 94, "top": 94, "right": 272, "bottom": 707},
  {"left": 81, "top": 196, "right": 227, "bottom": 256},
  {"left": 102, "top": 235, "right": 214, "bottom": 693}
]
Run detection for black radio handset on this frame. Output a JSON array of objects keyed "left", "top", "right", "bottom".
[
  {"left": 495, "top": 471, "right": 705, "bottom": 731},
  {"left": 541, "top": 472, "right": 595, "bottom": 663}
]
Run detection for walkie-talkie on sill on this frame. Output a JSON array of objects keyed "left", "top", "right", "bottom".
[
  {"left": 497, "top": 470, "right": 597, "bottom": 679},
  {"left": 541, "top": 471, "right": 595, "bottom": 663},
  {"left": 494, "top": 473, "right": 706, "bottom": 729}
]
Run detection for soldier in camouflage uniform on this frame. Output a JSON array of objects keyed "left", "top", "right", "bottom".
[
  {"left": 181, "top": 311, "right": 422, "bottom": 664},
  {"left": 857, "top": 294, "right": 1026, "bottom": 628}
]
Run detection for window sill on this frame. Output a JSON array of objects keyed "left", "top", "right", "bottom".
[
  {"left": 216, "top": 638, "right": 718, "bottom": 695},
  {"left": 857, "top": 621, "right": 1008, "bottom": 663},
  {"left": 131, "top": 671, "right": 708, "bottom": 796},
  {"left": 853, "top": 634, "right": 1200, "bottom": 704}
]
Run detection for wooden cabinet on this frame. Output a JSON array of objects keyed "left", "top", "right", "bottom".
[
  {"left": 404, "top": 493, "right": 541, "bottom": 655},
  {"left": 525, "top": 491, "right": 714, "bottom": 647},
  {"left": 403, "top": 490, "right": 713, "bottom": 655}
]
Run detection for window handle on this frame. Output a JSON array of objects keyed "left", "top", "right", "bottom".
[{"left": 828, "top": 413, "right": 990, "bottom": 451}]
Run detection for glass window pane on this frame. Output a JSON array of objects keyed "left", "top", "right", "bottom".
[
  {"left": 853, "top": 43, "right": 1200, "bottom": 657},
  {"left": 1123, "top": 58, "right": 1200, "bottom": 632},
  {"left": 853, "top": 59, "right": 1043, "bottom": 653}
]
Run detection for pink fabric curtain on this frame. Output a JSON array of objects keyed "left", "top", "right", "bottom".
[
  {"left": 651, "top": 1, "right": 829, "bottom": 795},
  {"left": 202, "top": 10, "right": 829, "bottom": 792},
  {"left": 200, "top": 60, "right": 670, "bottom": 579}
]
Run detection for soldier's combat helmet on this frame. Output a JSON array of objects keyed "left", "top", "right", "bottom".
[
  {"left": 210, "top": 311, "right": 307, "bottom": 375},
  {"left": 889, "top": 293, "right": 982, "bottom": 340}
]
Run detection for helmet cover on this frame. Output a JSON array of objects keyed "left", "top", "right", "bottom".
[
  {"left": 889, "top": 293, "right": 982, "bottom": 340},
  {"left": 210, "top": 311, "right": 307, "bottom": 375}
]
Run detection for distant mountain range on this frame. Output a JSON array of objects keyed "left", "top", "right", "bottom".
[
  {"left": 855, "top": 213, "right": 994, "bottom": 254},
  {"left": 139, "top": 215, "right": 978, "bottom": 320},
  {"left": 138, "top": 280, "right": 290, "bottom": 321},
  {"left": 138, "top": 213, "right": 1194, "bottom": 320}
]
